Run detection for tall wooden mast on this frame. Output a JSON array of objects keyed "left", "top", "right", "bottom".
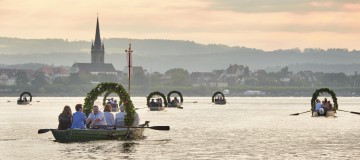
[{"left": 125, "top": 41, "right": 133, "bottom": 96}]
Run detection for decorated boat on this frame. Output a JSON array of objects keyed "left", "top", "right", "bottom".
[
  {"left": 311, "top": 88, "right": 337, "bottom": 117},
  {"left": 212, "top": 91, "right": 226, "bottom": 105},
  {"left": 167, "top": 90, "right": 183, "bottom": 108},
  {"left": 17, "top": 91, "right": 32, "bottom": 105},
  {"left": 147, "top": 91, "right": 167, "bottom": 111},
  {"left": 50, "top": 126, "right": 145, "bottom": 143}
]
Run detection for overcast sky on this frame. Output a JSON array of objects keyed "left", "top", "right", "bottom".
[{"left": 1, "top": 0, "right": 360, "bottom": 51}]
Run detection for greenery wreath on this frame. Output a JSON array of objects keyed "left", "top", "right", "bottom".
[
  {"left": 167, "top": 90, "right": 184, "bottom": 104},
  {"left": 311, "top": 88, "right": 338, "bottom": 112},
  {"left": 102, "top": 91, "right": 123, "bottom": 107},
  {"left": 19, "top": 91, "right": 32, "bottom": 102},
  {"left": 83, "top": 82, "right": 135, "bottom": 126},
  {"left": 212, "top": 91, "right": 225, "bottom": 102},
  {"left": 147, "top": 91, "right": 168, "bottom": 107}
]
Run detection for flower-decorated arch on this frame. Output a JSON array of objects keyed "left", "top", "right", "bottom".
[
  {"left": 311, "top": 88, "right": 338, "bottom": 112},
  {"left": 167, "top": 90, "right": 183, "bottom": 104},
  {"left": 84, "top": 82, "right": 134, "bottom": 126},
  {"left": 147, "top": 91, "right": 168, "bottom": 107},
  {"left": 19, "top": 91, "right": 32, "bottom": 102},
  {"left": 102, "top": 91, "right": 123, "bottom": 107},
  {"left": 212, "top": 91, "right": 225, "bottom": 102}
]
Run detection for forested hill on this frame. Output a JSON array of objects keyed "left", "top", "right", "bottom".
[{"left": 1, "top": 37, "right": 360, "bottom": 73}]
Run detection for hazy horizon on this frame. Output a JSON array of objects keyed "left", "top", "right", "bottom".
[{"left": 1, "top": 0, "right": 360, "bottom": 51}]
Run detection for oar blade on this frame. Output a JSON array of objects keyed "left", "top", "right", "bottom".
[
  {"left": 149, "top": 126, "right": 170, "bottom": 131},
  {"left": 38, "top": 129, "right": 51, "bottom": 134},
  {"left": 290, "top": 113, "right": 299, "bottom": 116},
  {"left": 177, "top": 106, "right": 183, "bottom": 109},
  {"left": 350, "top": 111, "right": 360, "bottom": 115}
]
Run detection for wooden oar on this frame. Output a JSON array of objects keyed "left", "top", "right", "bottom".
[
  {"left": 38, "top": 129, "right": 51, "bottom": 134},
  {"left": 290, "top": 110, "right": 311, "bottom": 116},
  {"left": 338, "top": 109, "right": 360, "bottom": 115},
  {"left": 177, "top": 106, "right": 183, "bottom": 109},
  {"left": 94, "top": 125, "right": 170, "bottom": 131}
]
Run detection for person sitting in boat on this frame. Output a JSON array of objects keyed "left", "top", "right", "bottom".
[
  {"left": 58, "top": 105, "right": 73, "bottom": 130},
  {"left": 71, "top": 104, "right": 86, "bottom": 129},
  {"left": 86, "top": 105, "right": 107, "bottom": 127},
  {"left": 133, "top": 111, "right": 140, "bottom": 127},
  {"left": 103, "top": 104, "right": 115, "bottom": 127},
  {"left": 115, "top": 105, "right": 125, "bottom": 129},
  {"left": 327, "top": 101, "right": 333, "bottom": 111},
  {"left": 158, "top": 98, "right": 163, "bottom": 107},
  {"left": 172, "top": 97, "right": 180, "bottom": 105},
  {"left": 150, "top": 99, "right": 157, "bottom": 107},
  {"left": 23, "top": 97, "right": 27, "bottom": 102},
  {"left": 315, "top": 99, "right": 322, "bottom": 111}
]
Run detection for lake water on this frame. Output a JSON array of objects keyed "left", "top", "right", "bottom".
[{"left": 0, "top": 97, "right": 359, "bottom": 159}]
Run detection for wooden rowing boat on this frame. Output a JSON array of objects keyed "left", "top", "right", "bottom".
[
  {"left": 149, "top": 106, "right": 165, "bottom": 111},
  {"left": 50, "top": 127, "right": 145, "bottom": 143},
  {"left": 312, "top": 110, "right": 336, "bottom": 117}
]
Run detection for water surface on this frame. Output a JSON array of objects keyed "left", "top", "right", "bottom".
[{"left": 0, "top": 97, "right": 359, "bottom": 159}]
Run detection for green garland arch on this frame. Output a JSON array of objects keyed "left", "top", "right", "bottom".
[
  {"left": 167, "top": 90, "right": 184, "bottom": 104},
  {"left": 311, "top": 88, "right": 338, "bottom": 112},
  {"left": 84, "top": 82, "right": 135, "bottom": 126},
  {"left": 147, "top": 91, "right": 168, "bottom": 107},
  {"left": 212, "top": 91, "right": 226, "bottom": 102},
  {"left": 19, "top": 91, "right": 32, "bottom": 102},
  {"left": 102, "top": 91, "right": 123, "bottom": 107}
]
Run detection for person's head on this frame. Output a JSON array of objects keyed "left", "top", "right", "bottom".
[
  {"left": 316, "top": 99, "right": 320, "bottom": 103},
  {"left": 327, "top": 101, "right": 331, "bottom": 104},
  {"left": 324, "top": 98, "right": 327, "bottom": 102},
  {"left": 174, "top": 97, "right": 178, "bottom": 99},
  {"left": 62, "top": 105, "right": 72, "bottom": 116},
  {"left": 93, "top": 105, "right": 99, "bottom": 114},
  {"left": 104, "top": 104, "right": 112, "bottom": 112},
  {"left": 75, "top": 104, "right": 83, "bottom": 112},
  {"left": 151, "top": 99, "right": 154, "bottom": 102},
  {"left": 120, "top": 105, "right": 125, "bottom": 112}
]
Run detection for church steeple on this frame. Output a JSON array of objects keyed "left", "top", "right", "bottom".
[
  {"left": 94, "top": 16, "right": 101, "bottom": 47},
  {"left": 91, "top": 15, "right": 105, "bottom": 64}
]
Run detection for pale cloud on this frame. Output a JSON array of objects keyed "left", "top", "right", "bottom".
[{"left": 0, "top": 0, "right": 359, "bottom": 50}]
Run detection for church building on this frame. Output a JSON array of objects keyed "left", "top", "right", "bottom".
[{"left": 70, "top": 16, "right": 116, "bottom": 75}]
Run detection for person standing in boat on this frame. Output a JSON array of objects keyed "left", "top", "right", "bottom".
[
  {"left": 86, "top": 105, "right": 107, "bottom": 127},
  {"left": 58, "top": 105, "right": 73, "bottom": 130},
  {"left": 71, "top": 104, "right": 86, "bottom": 129},
  {"left": 103, "top": 104, "right": 115, "bottom": 126}
]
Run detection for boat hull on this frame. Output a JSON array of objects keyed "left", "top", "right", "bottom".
[
  {"left": 149, "top": 106, "right": 165, "bottom": 111},
  {"left": 51, "top": 128, "right": 145, "bottom": 142},
  {"left": 214, "top": 101, "right": 226, "bottom": 105},
  {"left": 167, "top": 103, "right": 182, "bottom": 108},
  {"left": 312, "top": 111, "right": 336, "bottom": 117}
]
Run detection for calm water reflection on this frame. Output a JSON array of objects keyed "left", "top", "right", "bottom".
[{"left": 0, "top": 97, "right": 359, "bottom": 159}]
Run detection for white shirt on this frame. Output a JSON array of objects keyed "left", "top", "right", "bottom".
[
  {"left": 103, "top": 112, "right": 115, "bottom": 126},
  {"left": 87, "top": 111, "right": 107, "bottom": 125},
  {"left": 115, "top": 112, "right": 125, "bottom": 127}
]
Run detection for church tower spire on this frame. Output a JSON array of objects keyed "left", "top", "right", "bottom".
[{"left": 91, "top": 15, "right": 105, "bottom": 64}]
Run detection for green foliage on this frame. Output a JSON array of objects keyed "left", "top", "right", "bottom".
[
  {"left": 15, "top": 71, "right": 29, "bottom": 86},
  {"left": 165, "top": 68, "right": 191, "bottom": 86},
  {"left": 102, "top": 91, "right": 123, "bottom": 106},
  {"left": 146, "top": 91, "right": 168, "bottom": 107},
  {"left": 311, "top": 88, "right": 338, "bottom": 111},
  {"left": 83, "top": 82, "right": 135, "bottom": 126},
  {"left": 212, "top": 91, "right": 225, "bottom": 102},
  {"left": 167, "top": 90, "right": 183, "bottom": 103}
]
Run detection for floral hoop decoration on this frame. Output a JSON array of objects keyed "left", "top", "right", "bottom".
[
  {"left": 102, "top": 91, "right": 123, "bottom": 106},
  {"left": 311, "top": 88, "right": 338, "bottom": 112},
  {"left": 212, "top": 91, "right": 225, "bottom": 102},
  {"left": 147, "top": 91, "right": 168, "bottom": 107},
  {"left": 84, "top": 82, "right": 135, "bottom": 126},
  {"left": 167, "top": 90, "right": 184, "bottom": 104},
  {"left": 19, "top": 91, "right": 33, "bottom": 102}
]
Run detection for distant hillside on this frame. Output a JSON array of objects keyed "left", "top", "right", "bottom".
[{"left": 1, "top": 37, "right": 360, "bottom": 73}]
